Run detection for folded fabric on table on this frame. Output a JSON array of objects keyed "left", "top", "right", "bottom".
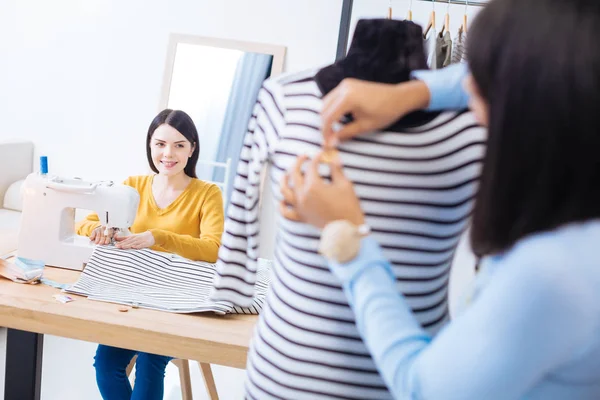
[
  {"left": 0, "top": 256, "right": 44, "bottom": 284},
  {"left": 67, "top": 246, "right": 269, "bottom": 315}
]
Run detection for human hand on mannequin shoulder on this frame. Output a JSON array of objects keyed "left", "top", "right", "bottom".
[
  {"left": 322, "top": 78, "right": 431, "bottom": 147},
  {"left": 280, "top": 153, "right": 365, "bottom": 229},
  {"left": 114, "top": 231, "right": 155, "bottom": 250}
]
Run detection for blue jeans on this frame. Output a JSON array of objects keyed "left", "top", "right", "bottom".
[{"left": 94, "top": 344, "right": 172, "bottom": 400}]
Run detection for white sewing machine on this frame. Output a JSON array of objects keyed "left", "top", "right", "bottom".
[{"left": 18, "top": 173, "right": 140, "bottom": 271}]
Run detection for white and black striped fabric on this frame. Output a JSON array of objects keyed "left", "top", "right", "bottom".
[
  {"left": 211, "top": 69, "right": 487, "bottom": 399},
  {"left": 68, "top": 246, "right": 269, "bottom": 315}
]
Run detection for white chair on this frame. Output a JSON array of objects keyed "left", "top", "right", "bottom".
[
  {"left": 196, "top": 158, "right": 232, "bottom": 207},
  {"left": 0, "top": 141, "right": 33, "bottom": 257}
]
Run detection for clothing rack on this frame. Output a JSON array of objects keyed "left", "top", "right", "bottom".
[
  {"left": 336, "top": 0, "right": 486, "bottom": 60},
  {"left": 416, "top": 0, "right": 486, "bottom": 6}
]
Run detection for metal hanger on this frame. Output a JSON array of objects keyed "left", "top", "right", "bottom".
[
  {"left": 407, "top": 0, "right": 413, "bottom": 21},
  {"left": 388, "top": 0, "right": 393, "bottom": 19}
]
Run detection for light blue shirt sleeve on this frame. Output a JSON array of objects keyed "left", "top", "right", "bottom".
[
  {"left": 329, "top": 236, "right": 589, "bottom": 400},
  {"left": 411, "top": 64, "right": 470, "bottom": 111}
]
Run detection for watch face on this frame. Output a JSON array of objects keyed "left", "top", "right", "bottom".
[{"left": 319, "top": 221, "right": 361, "bottom": 263}]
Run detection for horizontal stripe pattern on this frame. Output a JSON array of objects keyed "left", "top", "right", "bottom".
[
  {"left": 68, "top": 246, "right": 269, "bottom": 315},
  {"left": 211, "top": 70, "right": 487, "bottom": 399}
]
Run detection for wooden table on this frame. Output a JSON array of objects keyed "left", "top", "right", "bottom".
[{"left": 0, "top": 266, "right": 258, "bottom": 400}]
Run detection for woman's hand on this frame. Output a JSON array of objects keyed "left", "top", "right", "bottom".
[
  {"left": 114, "top": 231, "right": 155, "bottom": 250},
  {"left": 322, "top": 79, "right": 431, "bottom": 147},
  {"left": 90, "top": 226, "right": 116, "bottom": 246},
  {"left": 280, "top": 153, "right": 365, "bottom": 229}
]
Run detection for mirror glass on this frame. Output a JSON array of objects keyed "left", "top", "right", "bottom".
[{"left": 160, "top": 35, "right": 285, "bottom": 205}]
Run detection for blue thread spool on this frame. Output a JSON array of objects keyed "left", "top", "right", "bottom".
[{"left": 40, "top": 156, "right": 48, "bottom": 175}]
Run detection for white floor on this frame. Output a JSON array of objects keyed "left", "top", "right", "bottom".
[{"left": 0, "top": 231, "right": 476, "bottom": 400}]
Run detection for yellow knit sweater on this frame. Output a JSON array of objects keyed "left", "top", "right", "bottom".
[{"left": 76, "top": 175, "right": 224, "bottom": 262}]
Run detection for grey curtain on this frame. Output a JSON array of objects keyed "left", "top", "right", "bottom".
[{"left": 213, "top": 53, "right": 273, "bottom": 207}]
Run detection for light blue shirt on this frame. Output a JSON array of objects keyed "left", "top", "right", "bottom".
[
  {"left": 329, "top": 221, "right": 600, "bottom": 399},
  {"left": 412, "top": 63, "right": 470, "bottom": 110}
]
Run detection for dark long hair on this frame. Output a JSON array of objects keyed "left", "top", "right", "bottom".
[
  {"left": 146, "top": 109, "right": 199, "bottom": 179},
  {"left": 469, "top": 0, "right": 600, "bottom": 256}
]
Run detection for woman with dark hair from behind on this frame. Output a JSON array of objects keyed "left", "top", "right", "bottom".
[
  {"left": 76, "top": 109, "right": 224, "bottom": 399},
  {"left": 280, "top": 0, "right": 600, "bottom": 398}
]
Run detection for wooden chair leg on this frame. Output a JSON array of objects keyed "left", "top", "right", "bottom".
[
  {"left": 198, "top": 362, "right": 219, "bottom": 400},
  {"left": 126, "top": 354, "right": 137, "bottom": 386},
  {"left": 172, "top": 359, "right": 193, "bottom": 400},
  {"left": 127, "top": 355, "right": 195, "bottom": 399}
]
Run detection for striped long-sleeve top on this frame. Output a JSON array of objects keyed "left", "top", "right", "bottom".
[{"left": 210, "top": 69, "right": 487, "bottom": 399}]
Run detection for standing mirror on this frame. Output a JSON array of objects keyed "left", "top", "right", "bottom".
[{"left": 159, "top": 34, "right": 286, "bottom": 205}]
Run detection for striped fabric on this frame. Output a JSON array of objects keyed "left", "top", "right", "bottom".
[
  {"left": 68, "top": 246, "right": 269, "bottom": 315},
  {"left": 211, "top": 69, "right": 487, "bottom": 399},
  {"left": 451, "top": 31, "right": 468, "bottom": 64}
]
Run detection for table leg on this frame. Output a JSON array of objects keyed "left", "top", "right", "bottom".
[
  {"left": 4, "top": 329, "right": 43, "bottom": 400},
  {"left": 199, "top": 362, "right": 219, "bottom": 400}
]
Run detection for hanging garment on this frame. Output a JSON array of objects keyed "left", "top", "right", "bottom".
[
  {"left": 425, "top": 29, "right": 438, "bottom": 69},
  {"left": 437, "top": 31, "right": 453, "bottom": 68},
  {"left": 212, "top": 19, "right": 487, "bottom": 399},
  {"left": 451, "top": 31, "right": 468, "bottom": 64},
  {"left": 68, "top": 246, "right": 269, "bottom": 314}
]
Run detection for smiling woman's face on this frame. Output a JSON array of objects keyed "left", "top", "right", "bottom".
[{"left": 150, "top": 124, "right": 195, "bottom": 176}]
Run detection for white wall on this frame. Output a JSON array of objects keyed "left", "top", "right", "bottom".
[
  {"left": 0, "top": 1, "right": 343, "bottom": 399},
  {"left": 0, "top": 0, "right": 342, "bottom": 181}
]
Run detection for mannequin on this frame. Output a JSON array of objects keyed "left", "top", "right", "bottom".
[
  {"left": 317, "top": 18, "right": 439, "bottom": 129},
  {"left": 212, "top": 19, "right": 487, "bottom": 399}
]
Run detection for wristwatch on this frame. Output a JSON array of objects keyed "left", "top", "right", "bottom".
[{"left": 318, "top": 220, "right": 371, "bottom": 263}]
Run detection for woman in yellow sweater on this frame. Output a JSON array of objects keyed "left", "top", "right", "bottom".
[{"left": 76, "top": 109, "right": 224, "bottom": 400}]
